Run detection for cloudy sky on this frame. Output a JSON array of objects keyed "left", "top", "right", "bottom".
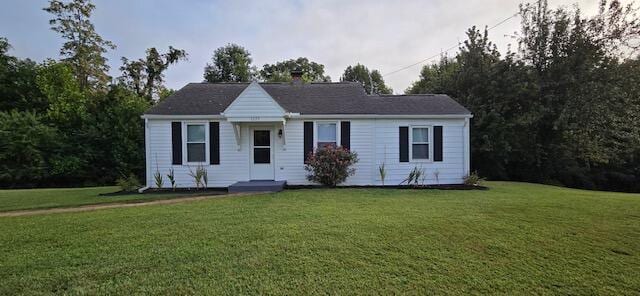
[{"left": 2, "top": 0, "right": 602, "bottom": 93}]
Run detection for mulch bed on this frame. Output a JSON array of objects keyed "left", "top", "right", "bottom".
[{"left": 101, "top": 185, "right": 486, "bottom": 196}]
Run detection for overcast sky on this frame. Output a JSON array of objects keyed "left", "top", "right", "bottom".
[{"left": 2, "top": 0, "right": 603, "bottom": 93}]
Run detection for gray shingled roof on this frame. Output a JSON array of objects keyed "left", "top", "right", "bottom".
[{"left": 145, "top": 82, "right": 471, "bottom": 116}]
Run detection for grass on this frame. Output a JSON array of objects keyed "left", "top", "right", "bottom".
[
  {"left": 0, "top": 186, "right": 194, "bottom": 212},
  {"left": 0, "top": 181, "right": 638, "bottom": 294}
]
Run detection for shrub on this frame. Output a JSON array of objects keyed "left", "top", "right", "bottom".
[
  {"left": 202, "top": 167, "right": 208, "bottom": 188},
  {"left": 401, "top": 166, "right": 425, "bottom": 186},
  {"left": 153, "top": 170, "right": 163, "bottom": 188},
  {"left": 188, "top": 165, "right": 208, "bottom": 189},
  {"left": 167, "top": 168, "right": 176, "bottom": 190},
  {"left": 116, "top": 173, "right": 141, "bottom": 192},
  {"left": 378, "top": 163, "right": 387, "bottom": 186},
  {"left": 464, "top": 171, "right": 485, "bottom": 186},
  {"left": 305, "top": 146, "right": 358, "bottom": 187}
]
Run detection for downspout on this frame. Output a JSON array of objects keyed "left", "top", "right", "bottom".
[
  {"left": 139, "top": 117, "right": 151, "bottom": 193},
  {"left": 463, "top": 117, "right": 471, "bottom": 176}
]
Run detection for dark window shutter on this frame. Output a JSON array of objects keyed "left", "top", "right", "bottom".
[
  {"left": 399, "top": 126, "right": 409, "bottom": 162},
  {"left": 171, "top": 122, "right": 182, "bottom": 165},
  {"left": 304, "top": 121, "right": 314, "bottom": 163},
  {"left": 340, "top": 121, "right": 350, "bottom": 150},
  {"left": 210, "top": 122, "right": 220, "bottom": 165},
  {"left": 434, "top": 126, "right": 443, "bottom": 162}
]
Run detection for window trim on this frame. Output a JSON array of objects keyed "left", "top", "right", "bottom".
[
  {"left": 314, "top": 121, "right": 341, "bottom": 149},
  {"left": 182, "top": 121, "right": 209, "bottom": 165},
  {"left": 409, "top": 125, "right": 433, "bottom": 162}
]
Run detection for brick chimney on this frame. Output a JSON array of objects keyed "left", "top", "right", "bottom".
[{"left": 290, "top": 69, "right": 303, "bottom": 84}]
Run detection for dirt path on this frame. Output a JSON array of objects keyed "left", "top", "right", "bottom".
[{"left": 0, "top": 192, "right": 258, "bottom": 218}]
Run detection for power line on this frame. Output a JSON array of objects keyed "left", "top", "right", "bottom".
[{"left": 383, "top": 12, "right": 520, "bottom": 77}]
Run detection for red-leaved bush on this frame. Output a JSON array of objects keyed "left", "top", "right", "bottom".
[{"left": 305, "top": 146, "right": 358, "bottom": 187}]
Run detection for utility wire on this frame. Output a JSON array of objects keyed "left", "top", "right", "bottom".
[{"left": 383, "top": 12, "right": 520, "bottom": 77}]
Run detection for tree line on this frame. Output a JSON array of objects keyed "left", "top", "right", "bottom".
[
  {"left": 1, "top": 0, "right": 638, "bottom": 192},
  {"left": 407, "top": 0, "right": 640, "bottom": 192},
  {"left": 0, "top": 0, "right": 392, "bottom": 188},
  {"left": 202, "top": 43, "right": 392, "bottom": 94}
]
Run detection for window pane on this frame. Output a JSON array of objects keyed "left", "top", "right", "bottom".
[
  {"left": 318, "top": 123, "right": 336, "bottom": 141},
  {"left": 412, "top": 144, "right": 429, "bottom": 159},
  {"left": 253, "top": 130, "right": 270, "bottom": 146},
  {"left": 412, "top": 128, "right": 429, "bottom": 143},
  {"left": 187, "top": 143, "right": 205, "bottom": 162},
  {"left": 254, "top": 148, "right": 270, "bottom": 163},
  {"left": 187, "top": 125, "right": 205, "bottom": 142}
]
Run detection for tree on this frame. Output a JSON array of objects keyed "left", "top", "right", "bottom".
[
  {"left": 406, "top": 56, "right": 459, "bottom": 95},
  {"left": 84, "top": 85, "right": 149, "bottom": 183},
  {"left": 0, "top": 37, "right": 47, "bottom": 112},
  {"left": 518, "top": 0, "right": 640, "bottom": 187},
  {"left": 36, "top": 61, "right": 87, "bottom": 128},
  {"left": 341, "top": 64, "right": 392, "bottom": 94},
  {"left": 404, "top": 0, "right": 640, "bottom": 192},
  {"left": 44, "top": 0, "right": 116, "bottom": 91},
  {"left": 119, "top": 46, "right": 187, "bottom": 101},
  {"left": 0, "top": 111, "right": 58, "bottom": 187},
  {"left": 35, "top": 61, "right": 89, "bottom": 183},
  {"left": 158, "top": 88, "right": 175, "bottom": 102},
  {"left": 203, "top": 44, "right": 254, "bottom": 82},
  {"left": 260, "top": 57, "right": 331, "bottom": 82}
]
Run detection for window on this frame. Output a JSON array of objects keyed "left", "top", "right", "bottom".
[
  {"left": 186, "top": 124, "right": 206, "bottom": 162},
  {"left": 317, "top": 122, "right": 337, "bottom": 148},
  {"left": 253, "top": 130, "right": 270, "bottom": 164},
  {"left": 411, "top": 127, "right": 430, "bottom": 160}
]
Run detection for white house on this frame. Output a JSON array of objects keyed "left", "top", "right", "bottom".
[{"left": 142, "top": 74, "right": 472, "bottom": 190}]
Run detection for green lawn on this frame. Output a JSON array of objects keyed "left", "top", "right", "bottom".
[
  {"left": 1, "top": 182, "right": 639, "bottom": 294},
  {"left": 0, "top": 186, "right": 193, "bottom": 212}
]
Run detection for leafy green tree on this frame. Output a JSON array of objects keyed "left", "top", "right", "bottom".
[
  {"left": 158, "top": 87, "right": 175, "bottom": 102},
  {"left": 518, "top": 0, "right": 640, "bottom": 187},
  {"left": 203, "top": 44, "right": 254, "bottom": 82},
  {"left": 341, "top": 64, "right": 392, "bottom": 94},
  {"left": 36, "top": 61, "right": 87, "bottom": 128},
  {"left": 260, "top": 57, "right": 330, "bottom": 82},
  {"left": 406, "top": 0, "right": 640, "bottom": 191},
  {"left": 0, "top": 38, "right": 47, "bottom": 113},
  {"left": 0, "top": 111, "right": 58, "bottom": 187},
  {"left": 34, "top": 61, "right": 88, "bottom": 183},
  {"left": 44, "top": 0, "right": 116, "bottom": 91},
  {"left": 119, "top": 47, "right": 187, "bottom": 101},
  {"left": 406, "top": 57, "right": 459, "bottom": 95},
  {"left": 84, "top": 85, "right": 149, "bottom": 183}
]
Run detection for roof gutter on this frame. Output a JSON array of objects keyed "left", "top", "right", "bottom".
[
  {"left": 141, "top": 113, "right": 473, "bottom": 120},
  {"left": 289, "top": 114, "right": 473, "bottom": 119},
  {"left": 141, "top": 114, "right": 225, "bottom": 119}
]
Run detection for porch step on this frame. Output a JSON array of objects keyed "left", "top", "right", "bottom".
[{"left": 228, "top": 180, "right": 286, "bottom": 193}]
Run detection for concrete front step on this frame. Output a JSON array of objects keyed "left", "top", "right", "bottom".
[{"left": 228, "top": 180, "right": 286, "bottom": 193}]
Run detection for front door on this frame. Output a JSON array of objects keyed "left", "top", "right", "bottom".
[{"left": 250, "top": 128, "right": 275, "bottom": 180}]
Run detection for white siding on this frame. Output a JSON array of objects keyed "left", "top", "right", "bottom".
[
  {"left": 274, "top": 120, "right": 306, "bottom": 184},
  {"left": 147, "top": 120, "right": 251, "bottom": 188},
  {"left": 223, "top": 82, "right": 285, "bottom": 118},
  {"left": 146, "top": 117, "right": 470, "bottom": 187},
  {"left": 372, "top": 119, "right": 468, "bottom": 185}
]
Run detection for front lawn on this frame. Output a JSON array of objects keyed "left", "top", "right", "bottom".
[
  {"left": 1, "top": 182, "right": 638, "bottom": 294},
  {"left": 0, "top": 186, "right": 193, "bottom": 212}
]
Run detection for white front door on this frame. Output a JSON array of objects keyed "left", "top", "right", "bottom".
[{"left": 250, "top": 128, "right": 275, "bottom": 180}]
